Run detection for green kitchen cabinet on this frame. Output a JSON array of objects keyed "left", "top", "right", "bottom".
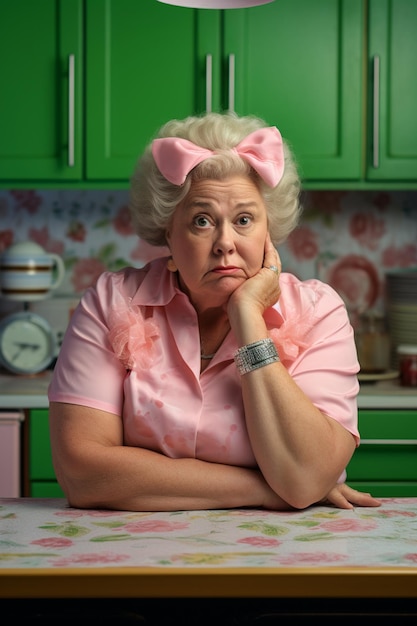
[
  {"left": 367, "top": 0, "right": 417, "bottom": 181},
  {"left": 85, "top": 0, "right": 218, "bottom": 179},
  {"left": 226, "top": 0, "right": 417, "bottom": 184},
  {"left": 0, "top": 0, "right": 83, "bottom": 181},
  {"left": 222, "top": 0, "right": 364, "bottom": 182},
  {"left": 29, "top": 409, "right": 65, "bottom": 498},
  {"left": 1, "top": 0, "right": 363, "bottom": 184},
  {"left": 0, "top": 0, "right": 215, "bottom": 183},
  {"left": 86, "top": 0, "right": 417, "bottom": 184},
  {"left": 1, "top": 1, "right": 416, "bottom": 186},
  {"left": 87, "top": 0, "right": 366, "bottom": 182},
  {"left": 347, "top": 409, "right": 417, "bottom": 497}
]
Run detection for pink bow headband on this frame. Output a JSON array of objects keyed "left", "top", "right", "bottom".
[{"left": 152, "top": 126, "right": 284, "bottom": 188}]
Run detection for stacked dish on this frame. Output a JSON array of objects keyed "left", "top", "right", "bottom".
[{"left": 385, "top": 268, "right": 417, "bottom": 369}]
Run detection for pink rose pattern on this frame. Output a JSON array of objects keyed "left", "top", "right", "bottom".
[
  {"left": 112, "top": 205, "right": 135, "bottom": 236},
  {"left": 287, "top": 225, "right": 319, "bottom": 261},
  {"left": 1, "top": 498, "right": 417, "bottom": 569},
  {"left": 349, "top": 212, "right": 386, "bottom": 251},
  {"left": 10, "top": 190, "right": 42, "bottom": 214},
  {"left": 71, "top": 257, "right": 107, "bottom": 292}
]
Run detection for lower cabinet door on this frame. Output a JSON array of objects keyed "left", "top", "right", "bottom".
[
  {"left": 31, "top": 481, "right": 65, "bottom": 498},
  {"left": 29, "top": 409, "right": 64, "bottom": 497}
]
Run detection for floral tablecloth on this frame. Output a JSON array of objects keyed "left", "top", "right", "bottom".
[{"left": 1, "top": 497, "right": 417, "bottom": 569}]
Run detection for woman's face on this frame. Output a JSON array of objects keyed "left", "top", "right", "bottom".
[{"left": 166, "top": 175, "right": 269, "bottom": 312}]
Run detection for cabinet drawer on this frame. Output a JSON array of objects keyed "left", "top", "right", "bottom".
[
  {"left": 347, "top": 444, "right": 417, "bottom": 480},
  {"left": 348, "top": 481, "right": 417, "bottom": 497},
  {"left": 347, "top": 409, "right": 417, "bottom": 481},
  {"left": 29, "top": 409, "right": 55, "bottom": 480},
  {"left": 357, "top": 409, "right": 417, "bottom": 438}
]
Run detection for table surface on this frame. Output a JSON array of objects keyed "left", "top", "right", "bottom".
[{"left": 1, "top": 497, "right": 417, "bottom": 599}]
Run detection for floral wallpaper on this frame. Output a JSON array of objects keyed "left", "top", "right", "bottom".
[{"left": 0, "top": 188, "right": 416, "bottom": 325}]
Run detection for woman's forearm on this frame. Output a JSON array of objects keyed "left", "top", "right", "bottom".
[
  {"left": 49, "top": 402, "right": 290, "bottom": 512},
  {"left": 55, "top": 442, "right": 290, "bottom": 512},
  {"left": 229, "top": 307, "right": 355, "bottom": 509},
  {"left": 241, "top": 362, "right": 355, "bottom": 508}
]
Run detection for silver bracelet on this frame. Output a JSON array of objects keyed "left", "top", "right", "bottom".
[{"left": 234, "top": 338, "right": 280, "bottom": 376}]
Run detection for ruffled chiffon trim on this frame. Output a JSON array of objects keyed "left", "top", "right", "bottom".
[
  {"left": 108, "top": 304, "right": 160, "bottom": 370},
  {"left": 107, "top": 297, "right": 312, "bottom": 370},
  {"left": 269, "top": 310, "right": 313, "bottom": 363}
]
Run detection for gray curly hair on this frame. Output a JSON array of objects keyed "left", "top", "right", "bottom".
[{"left": 129, "top": 112, "right": 302, "bottom": 248}]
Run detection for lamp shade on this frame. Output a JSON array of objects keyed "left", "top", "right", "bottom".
[{"left": 157, "top": 1, "right": 275, "bottom": 8}]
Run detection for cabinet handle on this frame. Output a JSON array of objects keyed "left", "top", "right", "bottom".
[
  {"left": 228, "top": 53, "right": 235, "bottom": 112},
  {"left": 205, "top": 54, "right": 212, "bottom": 113},
  {"left": 361, "top": 438, "right": 417, "bottom": 445},
  {"left": 372, "top": 54, "right": 380, "bottom": 169},
  {"left": 68, "top": 54, "right": 75, "bottom": 167}
]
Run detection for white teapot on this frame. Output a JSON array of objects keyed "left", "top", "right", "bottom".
[{"left": 0, "top": 241, "right": 65, "bottom": 301}]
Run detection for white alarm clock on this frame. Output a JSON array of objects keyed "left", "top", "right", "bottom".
[{"left": 0, "top": 311, "right": 56, "bottom": 375}]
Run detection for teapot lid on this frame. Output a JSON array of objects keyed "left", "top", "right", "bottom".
[{"left": 1, "top": 241, "right": 46, "bottom": 258}]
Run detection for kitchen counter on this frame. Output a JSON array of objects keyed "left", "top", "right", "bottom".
[
  {"left": 0, "top": 370, "right": 416, "bottom": 410},
  {"left": 0, "top": 370, "right": 52, "bottom": 408},
  {"left": 358, "top": 379, "right": 417, "bottom": 409}
]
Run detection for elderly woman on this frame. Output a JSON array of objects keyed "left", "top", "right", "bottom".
[{"left": 48, "top": 112, "right": 380, "bottom": 512}]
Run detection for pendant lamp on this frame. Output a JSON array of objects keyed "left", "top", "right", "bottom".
[{"left": 157, "top": 1, "right": 275, "bottom": 8}]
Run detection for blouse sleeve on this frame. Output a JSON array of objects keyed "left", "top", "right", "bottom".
[
  {"left": 48, "top": 272, "right": 128, "bottom": 415},
  {"left": 272, "top": 276, "right": 360, "bottom": 445}
]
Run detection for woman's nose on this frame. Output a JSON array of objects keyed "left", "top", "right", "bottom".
[{"left": 213, "top": 225, "right": 236, "bottom": 255}]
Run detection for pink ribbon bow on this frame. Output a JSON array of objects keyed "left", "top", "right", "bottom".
[{"left": 152, "top": 126, "right": 284, "bottom": 188}]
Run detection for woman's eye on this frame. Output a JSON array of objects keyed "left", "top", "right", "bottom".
[
  {"left": 194, "top": 215, "right": 211, "bottom": 228},
  {"left": 237, "top": 215, "right": 251, "bottom": 226}
]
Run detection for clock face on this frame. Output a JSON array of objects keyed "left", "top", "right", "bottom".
[{"left": 0, "top": 312, "right": 55, "bottom": 374}]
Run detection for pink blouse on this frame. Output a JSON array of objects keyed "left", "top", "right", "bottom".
[{"left": 49, "top": 257, "right": 360, "bottom": 473}]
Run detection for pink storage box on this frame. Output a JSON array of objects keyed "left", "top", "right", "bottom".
[{"left": 0, "top": 411, "right": 24, "bottom": 497}]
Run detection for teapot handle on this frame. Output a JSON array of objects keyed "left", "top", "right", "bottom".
[{"left": 49, "top": 254, "right": 65, "bottom": 290}]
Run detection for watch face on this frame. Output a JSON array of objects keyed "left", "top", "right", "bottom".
[{"left": 0, "top": 312, "right": 55, "bottom": 374}]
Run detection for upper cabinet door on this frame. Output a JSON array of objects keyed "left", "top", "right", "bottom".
[
  {"left": 0, "top": 0, "right": 83, "bottom": 181},
  {"left": 367, "top": 0, "right": 417, "bottom": 181},
  {"left": 222, "top": 0, "right": 364, "bottom": 182},
  {"left": 85, "top": 0, "right": 220, "bottom": 180}
]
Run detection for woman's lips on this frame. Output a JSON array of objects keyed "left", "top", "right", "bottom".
[{"left": 211, "top": 266, "right": 240, "bottom": 275}]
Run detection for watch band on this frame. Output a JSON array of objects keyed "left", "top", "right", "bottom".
[{"left": 234, "top": 338, "right": 280, "bottom": 376}]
